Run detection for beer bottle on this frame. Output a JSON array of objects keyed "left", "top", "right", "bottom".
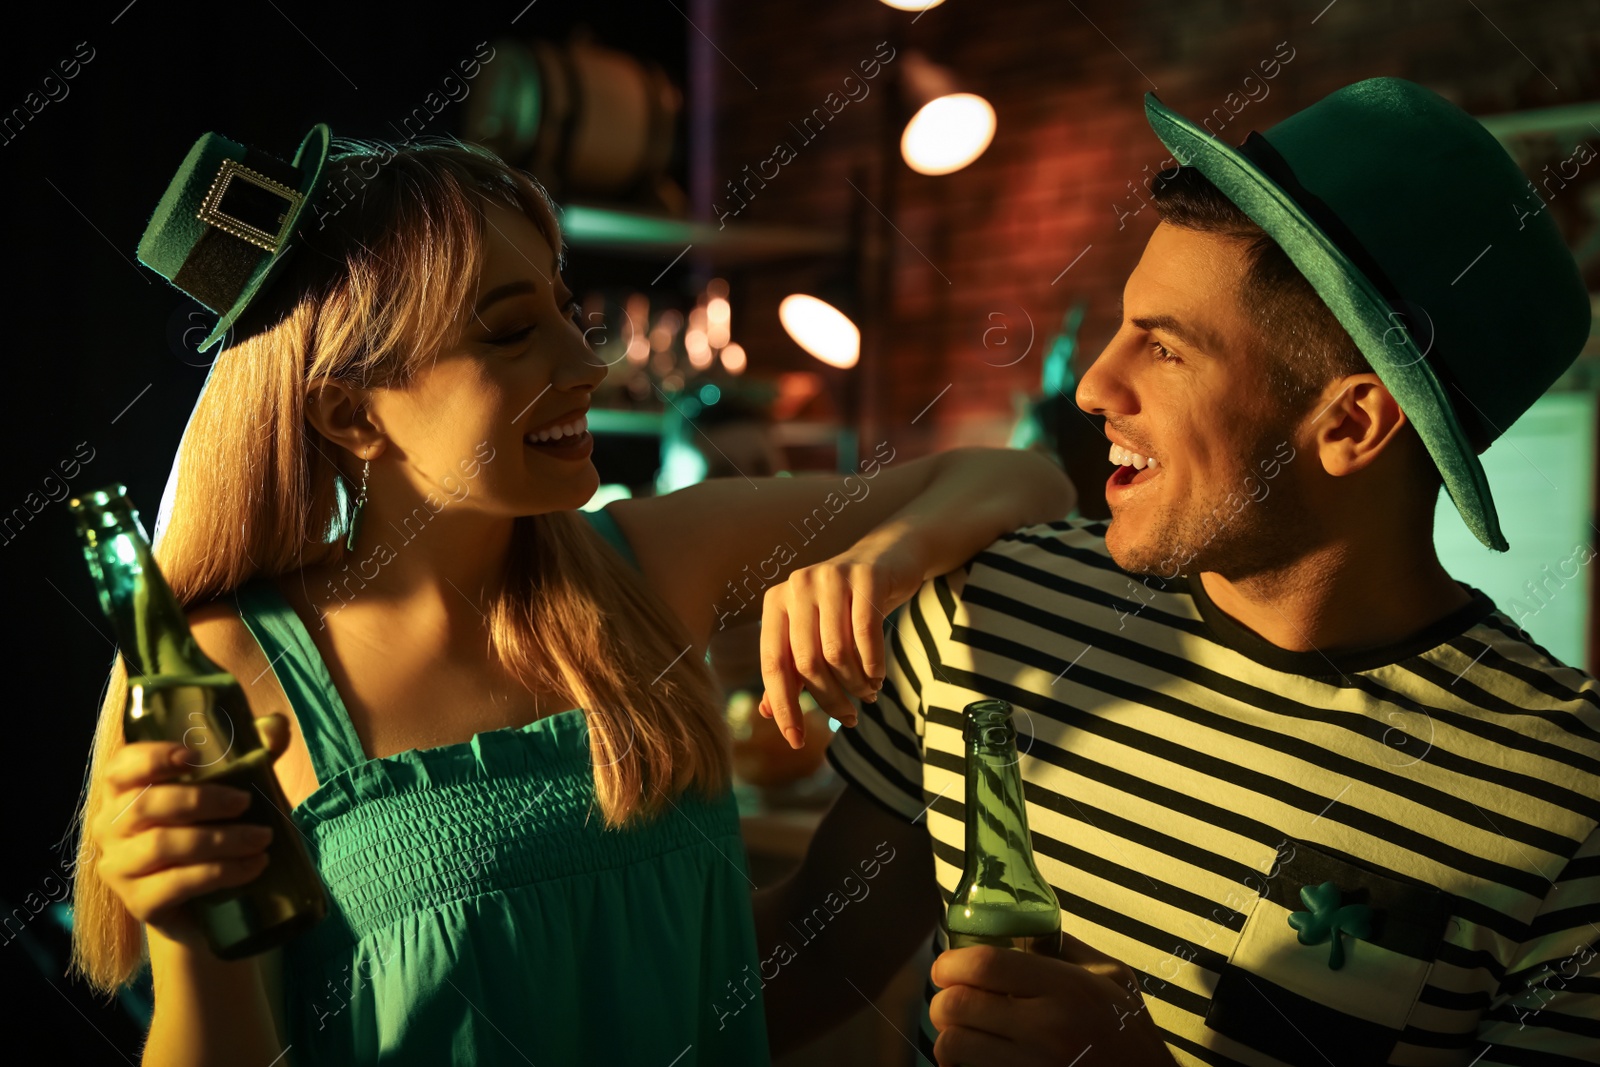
[
  {"left": 70, "top": 484, "right": 326, "bottom": 959},
  {"left": 945, "top": 699, "right": 1062, "bottom": 953}
]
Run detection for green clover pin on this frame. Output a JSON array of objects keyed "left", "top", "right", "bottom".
[{"left": 1286, "top": 881, "right": 1374, "bottom": 970}]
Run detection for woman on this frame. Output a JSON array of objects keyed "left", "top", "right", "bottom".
[{"left": 71, "top": 132, "right": 1075, "bottom": 1065}]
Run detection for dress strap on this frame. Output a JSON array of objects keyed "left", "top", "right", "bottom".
[
  {"left": 581, "top": 506, "right": 639, "bottom": 571},
  {"left": 231, "top": 577, "right": 369, "bottom": 783},
  {"left": 228, "top": 514, "right": 630, "bottom": 782}
]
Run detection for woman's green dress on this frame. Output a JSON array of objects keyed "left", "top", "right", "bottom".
[{"left": 230, "top": 509, "right": 771, "bottom": 1064}]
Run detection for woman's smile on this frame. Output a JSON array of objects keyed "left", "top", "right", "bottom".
[{"left": 523, "top": 427, "right": 594, "bottom": 462}]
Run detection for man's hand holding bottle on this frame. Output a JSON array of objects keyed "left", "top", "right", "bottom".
[{"left": 929, "top": 932, "right": 1179, "bottom": 1066}]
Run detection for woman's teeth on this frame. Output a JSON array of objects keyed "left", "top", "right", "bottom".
[
  {"left": 1109, "top": 443, "right": 1158, "bottom": 470},
  {"left": 526, "top": 415, "right": 588, "bottom": 444}
]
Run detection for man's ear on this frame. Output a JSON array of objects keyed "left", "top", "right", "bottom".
[
  {"left": 305, "top": 379, "right": 385, "bottom": 462},
  {"left": 1309, "top": 373, "right": 1406, "bottom": 479}
]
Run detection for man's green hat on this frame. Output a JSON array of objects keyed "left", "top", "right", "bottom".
[
  {"left": 1144, "top": 77, "right": 1591, "bottom": 552},
  {"left": 135, "top": 123, "right": 332, "bottom": 355}
]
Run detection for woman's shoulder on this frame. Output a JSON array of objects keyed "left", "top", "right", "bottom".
[
  {"left": 186, "top": 571, "right": 284, "bottom": 637},
  {"left": 185, "top": 581, "right": 297, "bottom": 717},
  {"left": 186, "top": 581, "right": 322, "bottom": 805},
  {"left": 186, "top": 594, "right": 256, "bottom": 660}
]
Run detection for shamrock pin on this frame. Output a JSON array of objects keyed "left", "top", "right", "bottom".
[{"left": 1286, "top": 881, "right": 1374, "bottom": 970}]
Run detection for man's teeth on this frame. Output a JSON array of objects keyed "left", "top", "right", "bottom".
[
  {"left": 1109, "top": 443, "right": 1158, "bottom": 470},
  {"left": 526, "top": 414, "right": 588, "bottom": 444}
]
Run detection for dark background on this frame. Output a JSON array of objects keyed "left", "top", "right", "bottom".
[{"left": 3, "top": 1, "right": 1595, "bottom": 1061}]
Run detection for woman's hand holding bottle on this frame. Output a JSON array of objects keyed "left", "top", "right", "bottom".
[{"left": 91, "top": 714, "right": 292, "bottom": 951}]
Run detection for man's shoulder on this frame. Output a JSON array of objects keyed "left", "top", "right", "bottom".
[
  {"left": 953, "top": 517, "right": 1185, "bottom": 615},
  {"left": 898, "top": 520, "right": 1122, "bottom": 650},
  {"left": 964, "top": 517, "right": 1123, "bottom": 581},
  {"left": 1443, "top": 607, "right": 1600, "bottom": 739}
]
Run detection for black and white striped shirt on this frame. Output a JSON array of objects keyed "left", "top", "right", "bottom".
[{"left": 827, "top": 519, "right": 1600, "bottom": 1066}]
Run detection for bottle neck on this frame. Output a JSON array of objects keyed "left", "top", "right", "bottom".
[
  {"left": 76, "top": 499, "right": 210, "bottom": 679},
  {"left": 963, "top": 736, "right": 1036, "bottom": 875}
]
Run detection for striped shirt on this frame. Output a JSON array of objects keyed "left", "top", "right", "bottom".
[{"left": 827, "top": 519, "right": 1600, "bottom": 1066}]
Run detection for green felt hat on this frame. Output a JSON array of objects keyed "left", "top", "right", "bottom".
[
  {"left": 1144, "top": 77, "right": 1591, "bottom": 552},
  {"left": 136, "top": 123, "right": 332, "bottom": 354}
]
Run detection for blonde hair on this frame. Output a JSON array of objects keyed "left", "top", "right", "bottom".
[{"left": 71, "top": 137, "right": 730, "bottom": 993}]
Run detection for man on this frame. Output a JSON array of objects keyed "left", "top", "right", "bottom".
[{"left": 753, "top": 77, "right": 1599, "bottom": 1065}]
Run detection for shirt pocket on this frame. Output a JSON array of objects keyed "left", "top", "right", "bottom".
[{"left": 1204, "top": 838, "right": 1455, "bottom": 1065}]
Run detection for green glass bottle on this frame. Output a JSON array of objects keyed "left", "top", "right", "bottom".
[
  {"left": 945, "top": 699, "right": 1062, "bottom": 954},
  {"left": 69, "top": 484, "right": 327, "bottom": 960}
]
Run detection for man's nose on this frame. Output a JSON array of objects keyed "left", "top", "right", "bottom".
[{"left": 1076, "top": 342, "right": 1125, "bottom": 417}]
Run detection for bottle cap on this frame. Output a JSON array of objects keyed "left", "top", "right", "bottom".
[
  {"left": 66, "top": 483, "right": 129, "bottom": 512},
  {"left": 963, "top": 699, "right": 1016, "bottom": 747}
]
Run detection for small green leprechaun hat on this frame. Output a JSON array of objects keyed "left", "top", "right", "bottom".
[{"left": 136, "top": 123, "right": 331, "bottom": 355}]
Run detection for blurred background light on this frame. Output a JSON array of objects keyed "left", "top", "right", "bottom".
[
  {"left": 899, "top": 50, "right": 995, "bottom": 175},
  {"left": 902, "top": 93, "right": 996, "bottom": 175},
  {"left": 779, "top": 294, "right": 860, "bottom": 369}
]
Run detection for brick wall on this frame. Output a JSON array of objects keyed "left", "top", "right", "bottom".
[{"left": 711, "top": 0, "right": 1600, "bottom": 453}]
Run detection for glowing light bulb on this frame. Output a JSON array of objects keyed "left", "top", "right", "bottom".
[
  {"left": 779, "top": 294, "right": 859, "bottom": 369},
  {"left": 901, "top": 93, "right": 996, "bottom": 175}
]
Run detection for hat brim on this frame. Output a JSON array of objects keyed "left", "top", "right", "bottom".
[
  {"left": 198, "top": 123, "right": 333, "bottom": 354},
  {"left": 1142, "top": 93, "right": 1507, "bottom": 552}
]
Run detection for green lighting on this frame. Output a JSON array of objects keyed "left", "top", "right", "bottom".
[{"left": 559, "top": 205, "right": 694, "bottom": 244}]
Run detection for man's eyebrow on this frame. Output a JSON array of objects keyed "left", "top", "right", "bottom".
[
  {"left": 1120, "top": 292, "right": 1228, "bottom": 355},
  {"left": 1116, "top": 295, "right": 1223, "bottom": 355},
  {"left": 1131, "top": 314, "right": 1223, "bottom": 355}
]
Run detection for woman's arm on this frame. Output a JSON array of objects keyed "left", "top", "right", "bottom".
[
  {"left": 608, "top": 446, "right": 1075, "bottom": 650},
  {"left": 98, "top": 611, "right": 299, "bottom": 1065},
  {"left": 143, "top": 932, "right": 284, "bottom": 1065},
  {"left": 816, "top": 445, "right": 1076, "bottom": 590}
]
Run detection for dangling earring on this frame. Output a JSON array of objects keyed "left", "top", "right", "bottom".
[{"left": 345, "top": 448, "right": 371, "bottom": 552}]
